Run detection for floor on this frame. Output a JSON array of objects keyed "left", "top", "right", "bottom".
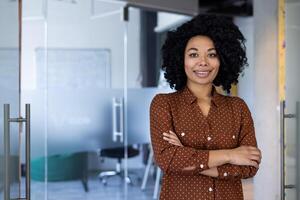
[
  {"left": 31, "top": 169, "right": 155, "bottom": 200},
  {"left": 2, "top": 169, "right": 255, "bottom": 200}
]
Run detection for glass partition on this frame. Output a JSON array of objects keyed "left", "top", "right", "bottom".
[
  {"left": 45, "top": 0, "right": 128, "bottom": 199},
  {"left": 0, "top": 0, "right": 20, "bottom": 200},
  {"left": 285, "top": 0, "right": 300, "bottom": 199},
  {"left": 21, "top": 1, "right": 195, "bottom": 199}
]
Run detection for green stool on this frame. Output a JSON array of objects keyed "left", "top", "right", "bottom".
[{"left": 31, "top": 151, "right": 89, "bottom": 192}]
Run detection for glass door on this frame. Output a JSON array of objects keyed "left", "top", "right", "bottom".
[
  {"left": 25, "top": 0, "right": 129, "bottom": 199},
  {"left": 124, "top": 7, "right": 190, "bottom": 199},
  {"left": 20, "top": 1, "right": 195, "bottom": 199},
  {"left": 0, "top": 0, "right": 24, "bottom": 200},
  {"left": 283, "top": 0, "right": 300, "bottom": 199}
]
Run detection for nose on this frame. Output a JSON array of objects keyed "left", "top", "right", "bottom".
[{"left": 197, "top": 55, "right": 208, "bottom": 67}]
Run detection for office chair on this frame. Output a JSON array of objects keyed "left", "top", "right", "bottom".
[{"left": 98, "top": 146, "right": 139, "bottom": 185}]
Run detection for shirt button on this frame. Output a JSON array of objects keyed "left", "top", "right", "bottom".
[
  {"left": 209, "top": 187, "right": 213, "bottom": 192},
  {"left": 224, "top": 172, "right": 228, "bottom": 177},
  {"left": 200, "top": 164, "right": 204, "bottom": 169},
  {"left": 181, "top": 132, "right": 185, "bottom": 137},
  {"left": 207, "top": 136, "right": 212, "bottom": 141},
  {"left": 232, "top": 135, "right": 236, "bottom": 139}
]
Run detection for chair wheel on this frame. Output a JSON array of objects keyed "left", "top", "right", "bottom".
[{"left": 99, "top": 177, "right": 107, "bottom": 186}]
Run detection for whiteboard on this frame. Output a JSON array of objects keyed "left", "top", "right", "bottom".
[{"left": 36, "top": 48, "right": 111, "bottom": 89}]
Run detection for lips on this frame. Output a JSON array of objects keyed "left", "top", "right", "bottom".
[{"left": 194, "top": 70, "right": 211, "bottom": 78}]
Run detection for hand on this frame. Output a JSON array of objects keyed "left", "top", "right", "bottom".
[
  {"left": 162, "top": 130, "right": 183, "bottom": 147},
  {"left": 227, "top": 146, "right": 262, "bottom": 168}
]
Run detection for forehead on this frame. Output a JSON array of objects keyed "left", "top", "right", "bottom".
[{"left": 185, "top": 35, "right": 215, "bottom": 49}]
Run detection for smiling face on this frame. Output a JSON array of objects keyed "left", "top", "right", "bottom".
[{"left": 184, "top": 35, "right": 220, "bottom": 88}]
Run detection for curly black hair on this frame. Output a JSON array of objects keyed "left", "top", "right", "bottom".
[{"left": 161, "top": 14, "right": 248, "bottom": 93}]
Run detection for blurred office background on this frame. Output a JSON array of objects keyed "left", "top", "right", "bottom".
[{"left": 0, "top": 0, "right": 299, "bottom": 200}]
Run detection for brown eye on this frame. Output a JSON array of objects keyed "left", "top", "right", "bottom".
[
  {"left": 208, "top": 53, "right": 218, "bottom": 58},
  {"left": 189, "top": 53, "right": 198, "bottom": 58}
]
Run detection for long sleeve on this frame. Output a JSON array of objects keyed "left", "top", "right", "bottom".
[
  {"left": 150, "top": 94, "right": 210, "bottom": 175},
  {"left": 217, "top": 98, "right": 259, "bottom": 180}
]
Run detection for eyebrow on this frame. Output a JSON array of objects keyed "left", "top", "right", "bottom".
[{"left": 187, "top": 47, "right": 216, "bottom": 52}]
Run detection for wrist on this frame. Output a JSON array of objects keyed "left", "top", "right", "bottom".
[{"left": 223, "top": 149, "right": 231, "bottom": 164}]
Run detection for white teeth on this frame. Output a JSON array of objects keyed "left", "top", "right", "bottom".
[
  {"left": 195, "top": 71, "right": 209, "bottom": 74},
  {"left": 194, "top": 71, "right": 210, "bottom": 78}
]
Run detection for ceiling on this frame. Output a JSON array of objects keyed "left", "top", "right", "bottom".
[{"left": 198, "top": 0, "right": 253, "bottom": 16}]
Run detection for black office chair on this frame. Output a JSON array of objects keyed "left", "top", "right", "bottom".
[{"left": 98, "top": 146, "right": 139, "bottom": 185}]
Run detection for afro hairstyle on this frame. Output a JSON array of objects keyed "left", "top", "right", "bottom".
[{"left": 161, "top": 14, "right": 248, "bottom": 93}]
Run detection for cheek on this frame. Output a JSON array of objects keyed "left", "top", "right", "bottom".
[
  {"left": 211, "top": 60, "right": 220, "bottom": 72},
  {"left": 184, "top": 58, "right": 195, "bottom": 69}
]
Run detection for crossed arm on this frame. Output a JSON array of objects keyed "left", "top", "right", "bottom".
[
  {"left": 150, "top": 94, "right": 262, "bottom": 180},
  {"left": 162, "top": 130, "right": 261, "bottom": 178}
]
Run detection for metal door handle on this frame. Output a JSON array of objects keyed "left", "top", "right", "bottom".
[
  {"left": 280, "top": 101, "right": 299, "bottom": 200},
  {"left": 4, "top": 104, "right": 31, "bottom": 200},
  {"left": 112, "top": 98, "right": 123, "bottom": 142}
]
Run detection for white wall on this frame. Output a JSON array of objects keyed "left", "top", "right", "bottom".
[
  {"left": 22, "top": 0, "right": 141, "bottom": 90},
  {"left": 235, "top": 17, "right": 255, "bottom": 112},
  {"left": 253, "top": 0, "right": 280, "bottom": 199}
]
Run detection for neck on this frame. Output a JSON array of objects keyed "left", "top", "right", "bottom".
[{"left": 186, "top": 82, "right": 213, "bottom": 100}]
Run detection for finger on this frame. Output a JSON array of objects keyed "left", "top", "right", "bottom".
[
  {"left": 242, "top": 146, "right": 258, "bottom": 151},
  {"left": 253, "top": 156, "right": 261, "bottom": 164},
  {"left": 167, "top": 138, "right": 181, "bottom": 146},
  {"left": 163, "top": 132, "right": 175, "bottom": 140},
  {"left": 169, "top": 141, "right": 182, "bottom": 147},
  {"left": 168, "top": 130, "right": 179, "bottom": 138},
  {"left": 167, "top": 131, "right": 182, "bottom": 141},
  {"left": 250, "top": 150, "right": 262, "bottom": 158},
  {"left": 168, "top": 133, "right": 181, "bottom": 141},
  {"left": 163, "top": 137, "right": 179, "bottom": 145},
  {"left": 163, "top": 136, "right": 172, "bottom": 142},
  {"left": 163, "top": 132, "right": 171, "bottom": 137},
  {"left": 163, "top": 132, "right": 181, "bottom": 142},
  {"left": 258, "top": 149, "right": 262, "bottom": 159},
  {"left": 249, "top": 161, "right": 259, "bottom": 168},
  {"left": 168, "top": 138, "right": 181, "bottom": 145},
  {"left": 250, "top": 155, "right": 261, "bottom": 163},
  {"left": 257, "top": 158, "right": 261, "bottom": 164},
  {"left": 250, "top": 149, "right": 261, "bottom": 154}
]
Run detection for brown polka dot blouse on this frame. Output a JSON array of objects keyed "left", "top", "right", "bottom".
[{"left": 150, "top": 86, "right": 259, "bottom": 200}]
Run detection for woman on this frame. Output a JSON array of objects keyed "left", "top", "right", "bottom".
[{"left": 150, "top": 15, "right": 262, "bottom": 200}]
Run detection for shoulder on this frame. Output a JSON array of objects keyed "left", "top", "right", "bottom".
[
  {"left": 226, "top": 96, "right": 248, "bottom": 107},
  {"left": 225, "top": 96, "right": 253, "bottom": 119},
  {"left": 150, "top": 90, "right": 180, "bottom": 110},
  {"left": 151, "top": 90, "right": 180, "bottom": 104}
]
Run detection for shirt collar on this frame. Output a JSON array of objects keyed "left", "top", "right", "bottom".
[{"left": 181, "top": 85, "right": 224, "bottom": 108}]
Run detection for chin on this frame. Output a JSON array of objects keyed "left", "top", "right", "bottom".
[
  {"left": 191, "top": 79, "right": 214, "bottom": 86},
  {"left": 193, "top": 77, "right": 214, "bottom": 85}
]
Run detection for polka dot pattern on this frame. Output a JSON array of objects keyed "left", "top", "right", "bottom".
[{"left": 150, "top": 86, "right": 258, "bottom": 200}]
